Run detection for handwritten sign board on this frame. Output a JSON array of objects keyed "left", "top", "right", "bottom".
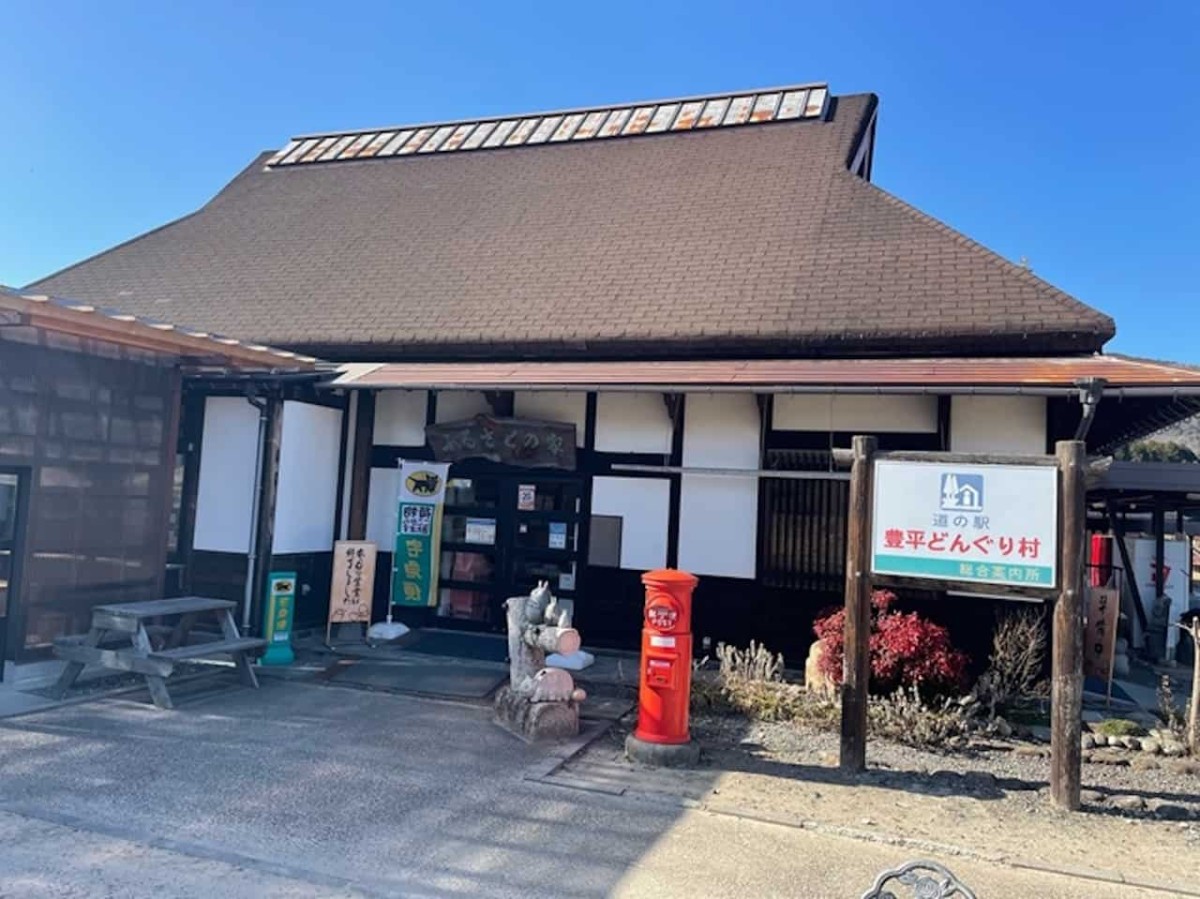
[
  {"left": 1084, "top": 585, "right": 1119, "bottom": 681},
  {"left": 328, "top": 541, "right": 377, "bottom": 627},
  {"left": 426, "top": 415, "right": 577, "bottom": 469},
  {"left": 871, "top": 460, "right": 1058, "bottom": 590}
]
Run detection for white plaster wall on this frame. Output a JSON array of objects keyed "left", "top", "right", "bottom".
[
  {"left": 678, "top": 394, "right": 759, "bottom": 579},
  {"left": 514, "top": 391, "right": 587, "bottom": 446},
  {"left": 773, "top": 394, "right": 938, "bottom": 433},
  {"left": 366, "top": 467, "right": 400, "bottom": 550},
  {"left": 591, "top": 476, "right": 670, "bottom": 571},
  {"left": 595, "top": 392, "right": 673, "bottom": 455},
  {"left": 273, "top": 402, "right": 343, "bottom": 554},
  {"left": 374, "top": 389, "right": 428, "bottom": 445},
  {"left": 950, "top": 396, "right": 1046, "bottom": 454},
  {"left": 194, "top": 397, "right": 259, "bottom": 553},
  {"left": 434, "top": 390, "right": 491, "bottom": 423}
]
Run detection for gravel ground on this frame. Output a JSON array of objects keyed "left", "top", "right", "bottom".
[
  {"left": 559, "top": 710, "right": 1200, "bottom": 891},
  {"left": 689, "top": 713, "right": 1200, "bottom": 823}
]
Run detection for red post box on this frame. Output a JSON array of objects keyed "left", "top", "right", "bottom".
[{"left": 633, "top": 568, "right": 698, "bottom": 750}]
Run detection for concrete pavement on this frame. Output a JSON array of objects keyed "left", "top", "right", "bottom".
[{"left": 0, "top": 677, "right": 1185, "bottom": 897}]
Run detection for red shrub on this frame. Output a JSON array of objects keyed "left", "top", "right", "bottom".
[{"left": 813, "top": 589, "right": 968, "bottom": 696}]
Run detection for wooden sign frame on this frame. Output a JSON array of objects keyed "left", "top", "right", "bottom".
[
  {"left": 326, "top": 540, "right": 377, "bottom": 645},
  {"left": 839, "top": 438, "right": 1087, "bottom": 811}
]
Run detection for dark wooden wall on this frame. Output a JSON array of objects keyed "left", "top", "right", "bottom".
[{"left": 0, "top": 332, "right": 179, "bottom": 662}]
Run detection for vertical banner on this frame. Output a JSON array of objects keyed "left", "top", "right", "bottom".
[
  {"left": 327, "top": 541, "right": 377, "bottom": 641},
  {"left": 261, "top": 571, "right": 297, "bottom": 665},
  {"left": 392, "top": 461, "right": 451, "bottom": 608}
]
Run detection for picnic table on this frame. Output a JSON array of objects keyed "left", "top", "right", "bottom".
[{"left": 53, "top": 597, "right": 267, "bottom": 710}]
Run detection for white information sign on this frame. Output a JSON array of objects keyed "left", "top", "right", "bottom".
[{"left": 871, "top": 460, "right": 1058, "bottom": 589}]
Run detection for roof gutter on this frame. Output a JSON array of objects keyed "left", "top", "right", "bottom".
[{"left": 320, "top": 381, "right": 1200, "bottom": 398}]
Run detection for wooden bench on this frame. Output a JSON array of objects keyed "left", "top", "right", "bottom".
[{"left": 53, "top": 597, "right": 267, "bottom": 710}]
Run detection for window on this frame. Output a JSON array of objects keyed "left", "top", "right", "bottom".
[
  {"left": 758, "top": 451, "right": 848, "bottom": 593},
  {"left": 588, "top": 515, "right": 623, "bottom": 568}
]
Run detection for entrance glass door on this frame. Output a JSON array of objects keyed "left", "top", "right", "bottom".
[
  {"left": 437, "top": 472, "right": 583, "bottom": 630},
  {"left": 0, "top": 470, "right": 27, "bottom": 676}
]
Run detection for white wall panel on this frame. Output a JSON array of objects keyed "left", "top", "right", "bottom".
[
  {"left": 514, "top": 391, "right": 587, "bottom": 446},
  {"left": 773, "top": 394, "right": 937, "bottom": 433},
  {"left": 274, "top": 402, "right": 343, "bottom": 554},
  {"left": 595, "top": 393, "right": 672, "bottom": 455},
  {"left": 194, "top": 397, "right": 259, "bottom": 553},
  {"left": 678, "top": 394, "right": 759, "bottom": 579},
  {"left": 374, "top": 389, "right": 428, "bottom": 445},
  {"left": 434, "top": 390, "right": 490, "bottom": 423},
  {"left": 366, "top": 467, "right": 400, "bottom": 549},
  {"left": 950, "top": 396, "right": 1045, "bottom": 454},
  {"left": 591, "top": 476, "right": 670, "bottom": 571}
]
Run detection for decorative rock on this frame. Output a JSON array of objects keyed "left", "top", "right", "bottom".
[
  {"left": 1162, "top": 740, "right": 1188, "bottom": 758},
  {"left": 1014, "top": 744, "right": 1050, "bottom": 759},
  {"left": 1081, "top": 734, "right": 1096, "bottom": 750},
  {"left": 1089, "top": 750, "right": 1131, "bottom": 767},
  {"left": 1029, "top": 725, "right": 1052, "bottom": 743},
  {"left": 1120, "top": 736, "right": 1141, "bottom": 751},
  {"left": 804, "top": 640, "right": 836, "bottom": 700},
  {"left": 1111, "top": 794, "right": 1147, "bottom": 812},
  {"left": 1080, "top": 789, "right": 1105, "bottom": 804},
  {"left": 1139, "top": 738, "right": 1161, "bottom": 754},
  {"left": 993, "top": 717, "right": 1013, "bottom": 739}
]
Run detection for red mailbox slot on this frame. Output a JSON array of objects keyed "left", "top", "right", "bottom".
[{"left": 634, "top": 568, "right": 698, "bottom": 746}]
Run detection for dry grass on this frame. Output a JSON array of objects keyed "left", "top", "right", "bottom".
[{"left": 693, "top": 642, "right": 972, "bottom": 746}]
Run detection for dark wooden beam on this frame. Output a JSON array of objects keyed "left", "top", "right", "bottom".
[
  {"left": 346, "top": 391, "right": 375, "bottom": 541},
  {"left": 840, "top": 434, "right": 876, "bottom": 774}
]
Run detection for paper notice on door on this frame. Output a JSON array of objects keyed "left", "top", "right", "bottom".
[
  {"left": 517, "top": 484, "right": 536, "bottom": 511},
  {"left": 465, "top": 517, "right": 496, "bottom": 545},
  {"left": 548, "top": 521, "right": 567, "bottom": 550}
]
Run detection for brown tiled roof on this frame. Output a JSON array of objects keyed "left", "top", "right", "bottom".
[{"left": 28, "top": 90, "right": 1115, "bottom": 360}]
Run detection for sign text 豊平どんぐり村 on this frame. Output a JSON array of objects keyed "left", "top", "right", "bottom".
[{"left": 870, "top": 461, "right": 1058, "bottom": 590}]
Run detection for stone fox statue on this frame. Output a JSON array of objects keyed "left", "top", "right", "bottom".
[{"left": 495, "top": 581, "right": 586, "bottom": 740}]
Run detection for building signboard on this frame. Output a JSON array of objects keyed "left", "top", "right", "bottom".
[{"left": 870, "top": 460, "right": 1058, "bottom": 589}]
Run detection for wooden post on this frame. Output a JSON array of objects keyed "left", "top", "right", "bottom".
[
  {"left": 840, "top": 435, "right": 877, "bottom": 774},
  {"left": 1051, "top": 440, "right": 1086, "bottom": 810},
  {"left": 346, "top": 391, "right": 375, "bottom": 541}
]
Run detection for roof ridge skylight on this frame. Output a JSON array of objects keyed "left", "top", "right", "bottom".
[{"left": 266, "top": 83, "right": 830, "bottom": 169}]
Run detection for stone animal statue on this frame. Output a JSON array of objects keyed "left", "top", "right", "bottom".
[{"left": 495, "top": 581, "right": 586, "bottom": 740}]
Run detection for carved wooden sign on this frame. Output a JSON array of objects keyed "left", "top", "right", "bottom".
[{"left": 426, "top": 415, "right": 577, "bottom": 469}]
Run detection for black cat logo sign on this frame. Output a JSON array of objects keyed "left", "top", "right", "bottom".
[{"left": 406, "top": 470, "right": 442, "bottom": 497}]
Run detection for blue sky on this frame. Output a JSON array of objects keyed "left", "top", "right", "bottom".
[{"left": 3, "top": 1, "right": 1197, "bottom": 360}]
